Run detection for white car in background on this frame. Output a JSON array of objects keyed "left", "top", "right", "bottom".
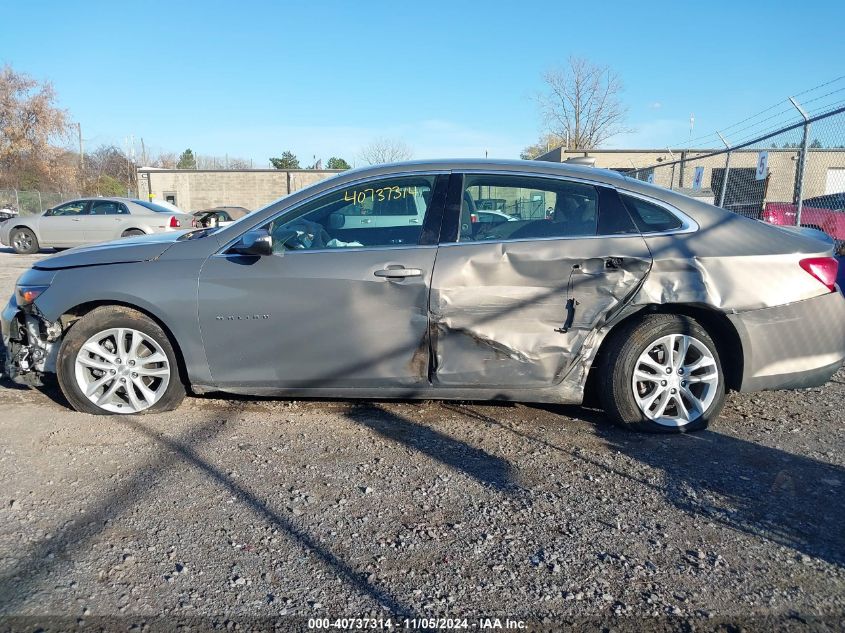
[{"left": 0, "top": 198, "right": 192, "bottom": 254}]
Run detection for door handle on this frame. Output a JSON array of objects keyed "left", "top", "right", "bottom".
[{"left": 374, "top": 267, "right": 422, "bottom": 279}]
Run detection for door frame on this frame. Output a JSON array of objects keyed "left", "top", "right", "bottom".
[
  {"left": 40, "top": 199, "right": 91, "bottom": 246},
  {"left": 197, "top": 172, "right": 452, "bottom": 389}
]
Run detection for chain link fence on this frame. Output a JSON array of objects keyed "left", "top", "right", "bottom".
[
  {"left": 0, "top": 189, "right": 80, "bottom": 217},
  {"left": 628, "top": 104, "right": 845, "bottom": 249}
]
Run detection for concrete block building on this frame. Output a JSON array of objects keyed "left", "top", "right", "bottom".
[{"left": 136, "top": 168, "right": 343, "bottom": 211}]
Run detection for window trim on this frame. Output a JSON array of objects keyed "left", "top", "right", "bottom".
[
  {"left": 614, "top": 189, "right": 698, "bottom": 235},
  {"left": 440, "top": 170, "right": 697, "bottom": 247},
  {"left": 216, "top": 170, "right": 450, "bottom": 256}
]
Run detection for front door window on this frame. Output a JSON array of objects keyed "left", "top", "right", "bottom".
[
  {"left": 262, "top": 175, "right": 437, "bottom": 252},
  {"left": 48, "top": 201, "right": 89, "bottom": 217}
]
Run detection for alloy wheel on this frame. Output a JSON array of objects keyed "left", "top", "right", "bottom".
[
  {"left": 74, "top": 327, "right": 171, "bottom": 413},
  {"left": 631, "top": 334, "right": 719, "bottom": 427},
  {"left": 12, "top": 232, "right": 32, "bottom": 251}
]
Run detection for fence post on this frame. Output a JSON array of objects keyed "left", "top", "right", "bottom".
[
  {"left": 666, "top": 149, "right": 676, "bottom": 191},
  {"left": 789, "top": 96, "right": 810, "bottom": 227},
  {"left": 717, "top": 132, "right": 731, "bottom": 208}
]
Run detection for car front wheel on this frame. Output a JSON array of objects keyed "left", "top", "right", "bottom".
[
  {"left": 599, "top": 314, "right": 725, "bottom": 433},
  {"left": 57, "top": 306, "right": 185, "bottom": 415},
  {"left": 10, "top": 227, "right": 39, "bottom": 254}
]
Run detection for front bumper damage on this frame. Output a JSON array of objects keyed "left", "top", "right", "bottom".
[{"left": 1, "top": 297, "right": 63, "bottom": 386}]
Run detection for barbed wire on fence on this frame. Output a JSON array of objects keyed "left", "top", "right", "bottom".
[{"left": 629, "top": 101, "right": 845, "bottom": 248}]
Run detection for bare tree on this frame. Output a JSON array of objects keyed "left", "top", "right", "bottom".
[
  {"left": 228, "top": 157, "right": 252, "bottom": 169},
  {"left": 83, "top": 144, "right": 134, "bottom": 196},
  {"left": 358, "top": 138, "right": 413, "bottom": 165},
  {"left": 149, "top": 152, "right": 178, "bottom": 169},
  {"left": 520, "top": 133, "right": 566, "bottom": 160},
  {"left": 536, "top": 57, "right": 630, "bottom": 150},
  {"left": 0, "top": 65, "right": 72, "bottom": 190}
]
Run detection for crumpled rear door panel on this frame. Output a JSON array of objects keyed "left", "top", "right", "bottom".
[{"left": 430, "top": 237, "right": 652, "bottom": 388}]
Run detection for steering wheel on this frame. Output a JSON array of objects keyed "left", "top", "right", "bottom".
[{"left": 277, "top": 219, "right": 332, "bottom": 250}]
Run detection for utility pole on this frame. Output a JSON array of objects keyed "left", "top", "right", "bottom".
[
  {"left": 77, "top": 123, "right": 84, "bottom": 165},
  {"left": 77, "top": 123, "right": 84, "bottom": 191},
  {"left": 140, "top": 138, "right": 147, "bottom": 166}
]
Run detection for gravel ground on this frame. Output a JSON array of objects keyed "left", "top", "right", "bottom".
[{"left": 0, "top": 247, "right": 843, "bottom": 631}]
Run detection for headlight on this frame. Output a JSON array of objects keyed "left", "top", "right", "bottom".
[{"left": 16, "top": 285, "right": 50, "bottom": 306}]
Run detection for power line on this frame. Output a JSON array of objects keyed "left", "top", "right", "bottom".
[
  {"left": 794, "top": 74, "right": 845, "bottom": 97},
  {"left": 667, "top": 75, "right": 845, "bottom": 148}
]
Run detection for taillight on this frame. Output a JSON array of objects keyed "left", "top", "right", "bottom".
[
  {"left": 169, "top": 216, "right": 181, "bottom": 228},
  {"left": 470, "top": 213, "right": 478, "bottom": 223},
  {"left": 799, "top": 257, "right": 839, "bottom": 292}
]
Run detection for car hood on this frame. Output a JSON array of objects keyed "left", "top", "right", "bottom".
[{"left": 33, "top": 232, "right": 184, "bottom": 270}]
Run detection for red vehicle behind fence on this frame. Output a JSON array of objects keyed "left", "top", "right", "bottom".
[{"left": 763, "top": 192, "right": 845, "bottom": 242}]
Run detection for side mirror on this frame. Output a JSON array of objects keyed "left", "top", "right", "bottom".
[{"left": 230, "top": 229, "right": 273, "bottom": 256}]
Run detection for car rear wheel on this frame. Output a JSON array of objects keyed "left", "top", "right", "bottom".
[
  {"left": 10, "top": 227, "right": 39, "bottom": 254},
  {"left": 57, "top": 306, "right": 185, "bottom": 415},
  {"left": 599, "top": 314, "right": 725, "bottom": 433},
  {"left": 121, "top": 229, "right": 145, "bottom": 238}
]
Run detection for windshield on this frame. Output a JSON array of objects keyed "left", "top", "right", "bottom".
[{"left": 211, "top": 194, "right": 292, "bottom": 235}]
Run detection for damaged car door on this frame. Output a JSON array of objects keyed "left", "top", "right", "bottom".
[
  {"left": 430, "top": 173, "right": 653, "bottom": 388},
  {"left": 197, "top": 174, "right": 447, "bottom": 390}
]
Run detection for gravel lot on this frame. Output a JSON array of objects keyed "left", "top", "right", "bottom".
[{"left": 0, "top": 247, "right": 843, "bottom": 630}]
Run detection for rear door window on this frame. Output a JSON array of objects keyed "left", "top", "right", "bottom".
[
  {"left": 458, "top": 174, "right": 599, "bottom": 242},
  {"left": 90, "top": 200, "right": 128, "bottom": 215}
]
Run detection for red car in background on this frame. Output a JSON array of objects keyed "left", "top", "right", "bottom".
[{"left": 763, "top": 192, "right": 845, "bottom": 242}]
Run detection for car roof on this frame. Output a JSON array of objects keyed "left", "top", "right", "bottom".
[{"left": 340, "top": 158, "right": 630, "bottom": 184}]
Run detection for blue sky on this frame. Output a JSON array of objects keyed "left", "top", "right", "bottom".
[{"left": 3, "top": 0, "right": 844, "bottom": 165}]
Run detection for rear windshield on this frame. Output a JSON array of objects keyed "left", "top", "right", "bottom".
[{"left": 133, "top": 200, "right": 175, "bottom": 213}]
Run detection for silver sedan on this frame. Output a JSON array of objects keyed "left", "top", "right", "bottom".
[
  {"left": 0, "top": 198, "right": 192, "bottom": 254},
  {"left": 2, "top": 160, "right": 844, "bottom": 433}
]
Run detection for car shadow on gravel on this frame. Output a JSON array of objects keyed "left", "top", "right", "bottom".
[
  {"left": 345, "top": 403, "right": 519, "bottom": 492},
  {"left": 121, "top": 417, "right": 419, "bottom": 617},
  {"left": 594, "top": 424, "right": 845, "bottom": 568},
  {"left": 0, "top": 413, "right": 235, "bottom": 614},
  {"left": 0, "top": 411, "right": 418, "bottom": 618},
  {"left": 450, "top": 401, "right": 845, "bottom": 567},
  {"left": 0, "top": 374, "right": 71, "bottom": 408}
]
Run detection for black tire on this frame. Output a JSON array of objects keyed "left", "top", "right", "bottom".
[
  {"left": 598, "top": 314, "right": 725, "bottom": 433},
  {"left": 56, "top": 306, "right": 185, "bottom": 415},
  {"left": 121, "top": 229, "right": 145, "bottom": 238},
  {"left": 10, "top": 227, "right": 39, "bottom": 254}
]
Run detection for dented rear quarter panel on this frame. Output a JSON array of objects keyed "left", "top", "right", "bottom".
[{"left": 631, "top": 194, "right": 836, "bottom": 310}]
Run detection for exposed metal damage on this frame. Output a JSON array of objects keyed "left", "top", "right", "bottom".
[{"left": 2, "top": 306, "right": 63, "bottom": 385}]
